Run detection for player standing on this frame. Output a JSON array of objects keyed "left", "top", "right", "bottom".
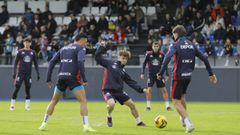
[
  {"left": 38, "top": 34, "right": 95, "bottom": 132},
  {"left": 10, "top": 38, "right": 40, "bottom": 111},
  {"left": 157, "top": 25, "right": 217, "bottom": 133},
  {"left": 95, "top": 40, "right": 149, "bottom": 127},
  {"left": 141, "top": 40, "right": 173, "bottom": 111}
]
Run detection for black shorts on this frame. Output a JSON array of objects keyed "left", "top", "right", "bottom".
[
  {"left": 103, "top": 90, "right": 130, "bottom": 105},
  {"left": 147, "top": 75, "right": 165, "bottom": 88},
  {"left": 14, "top": 74, "right": 32, "bottom": 87},
  {"left": 171, "top": 79, "right": 191, "bottom": 99},
  {"left": 55, "top": 78, "right": 84, "bottom": 93}
]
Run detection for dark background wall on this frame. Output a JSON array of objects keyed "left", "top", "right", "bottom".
[{"left": 0, "top": 66, "right": 239, "bottom": 102}]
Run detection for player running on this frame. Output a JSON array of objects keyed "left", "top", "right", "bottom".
[
  {"left": 141, "top": 40, "right": 173, "bottom": 111},
  {"left": 157, "top": 25, "right": 217, "bottom": 133},
  {"left": 38, "top": 34, "right": 95, "bottom": 132},
  {"left": 95, "top": 39, "right": 149, "bottom": 127},
  {"left": 10, "top": 38, "right": 40, "bottom": 111}
]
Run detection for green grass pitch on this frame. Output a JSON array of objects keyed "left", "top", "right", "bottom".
[{"left": 0, "top": 101, "right": 239, "bottom": 135}]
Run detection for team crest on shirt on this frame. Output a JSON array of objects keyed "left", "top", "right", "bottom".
[
  {"left": 151, "top": 59, "right": 159, "bottom": 66},
  {"left": 30, "top": 52, "right": 33, "bottom": 55},
  {"left": 21, "top": 52, "right": 25, "bottom": 55},
  {"left": 112, "top": 65, "right": 117, "bottom": 69},
  {"left": 159, "top": 55, "right": 162, "bottom": 58},
  {"left": 150, "top": 55, "right": 153, "bottom": 58},
  {"left": 23, "top": 56, "right": 31, "bottom": 63}
]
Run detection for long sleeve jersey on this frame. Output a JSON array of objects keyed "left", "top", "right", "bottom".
[
  {"left": 46, "top": 43, "right": 87, "bottom": 82},
  {"left": 95, "top": 46, "right": 144, "bottom": 93},
  {"left": 13, "top": 49, "right": 39, "bottom": 76},
  {"left": 159, "top": 37, "right": 213, "bottom": 80}
]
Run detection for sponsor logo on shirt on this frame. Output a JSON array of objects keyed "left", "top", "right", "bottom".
[
  {"left": 61, "top": 59, "right": 73, "bottom": 63},
  {"left": 180, "top": 45, "right": 194, "bottom": 49},
  {"left": 182, "top": 59, "right": 193, "bottom": 63},
  {"left": 23, "top": 56, "right": 31, "bottom": 63},
  {"left": 181, "top": 72, "right": 192, "bottom": 77},
  {"left": 59, "top": 72, "right": 71, "bottom": 76},
  {"left": 151, "top": 59, "right": 160, "bottom": 66}
]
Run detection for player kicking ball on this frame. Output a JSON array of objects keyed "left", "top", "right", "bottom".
[
  {"left": 140, "top": 40, "right": 173, "bottom": 111},
  {"left": 158, "top": 25, "right": 217, "bottom": 133},
  {"left": 38, "top": 34, "right": 95, "bottom": 132},
  {"left": 95, "top": 39, "right": 149, "bottom": 127}
]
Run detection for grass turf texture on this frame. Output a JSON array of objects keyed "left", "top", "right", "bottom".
[{"left": 0, "top": 101, "right": 239, "bottom": 135}]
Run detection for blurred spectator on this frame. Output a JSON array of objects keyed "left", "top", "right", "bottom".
[
  {"left": 106, "top": 0, "right": 119, "bottom": 16},
  {"left": 88, "top": 24, "right": 99, "bottom": 44},
  {"left": 68, "top": 14, "right": 78, "bottom": 37},
  {"left": 4, "top": 34, "right": 14, "bottom": 65},
  {"left": 120, "top": 4, "right": 129, "bottom": 16},
  {"left": 42, "top": 6, "right": 53, "bottom": 24},
  {"left": 31, "top": 27, "right": 41, "bottom": 39},
  {"left": 66, "top": 0, "right": 81, "bottom": 15},
  {"left": 114, "top": 26, "right": 127, "bottom": 45},
  {"left": 190, "top": 31, "right": 205, "bottom": 44},
  {"left": 134, "top": 4, "right": 145, "bottom": 32},
  {"left": 211, "top": 4, "right": 224, "bottom": 20},
  {"left": 115, "top": 15, "right": 127, "bottom": 28},
  {"left": 204, "top": 39, "right": 215, "bottom": 57},
  {"left": 192, "top": 11, "right": 205, "bottom": 32},
  {"left": 226, "top": 24, "right": 237, "bottom": 43},
  {"left": 77, "top": 15, "right": 89, "bottom": 29},
  {"left": 204, "top": 4, "right": 212, "bottom": 19},
  {"left": 125, "top": 15, "right": 137, "bottom": 39},
  {"left": 201, "top": 16, "right": 215, "bottom": 39},
  {"left": 98, "top": 15, "right": 109, "bottom": 32},
  {"left": 24, "top": 8, "right": 35, "bottom": 28},
  {"left": 214, "top": 15, "right": 225, "bottom": 30},
  {"left": 33, "top": 14, "right": 44, "bottom": 31},
  {"left": 224, "top": 8, "right": 232, "bottom": 28},
  {"left": 16, "top": 33, "right": 24, "bottom": 49},
  {"left": 233, "top": 0, "right": 240, "bottom": 15},
  {"left": 108, "top": 20, "right": 116, "bottom": 31},
  {"left": 3, "top": 25, "right": 15, "bottom": 40},
  {"left": 235, "top": 38, "right": 240, "bottom": 66},
  {"left": 183, "top": 5, "right": 194, "bottom": 26},
  {"left": 0, "top": 5, "right": 9, "bottom": 26},
  {"left": 87, "top": 15, "right": 98, "bottom": 29},
  {"left": 224, "top": 38, "right": 233, "bottom": 66},
  {"left": 162, "top": 13, "right": 174, "bottom": 33},
  {"left": 47, "top": 14, "right": 57, "bottom": 40},
  {"left": 38, "top": 33, "right": 49, "bottom": 63},
  {"left": 214, "top": 23, "right": 226, "bottom": 42},
  {"left": 148, "top": 29, "right": 158, "bottom": 46}
]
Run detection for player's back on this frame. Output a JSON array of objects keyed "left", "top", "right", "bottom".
[
  {"left": 58, "top": 44, "right": 83, "bottom": 80},
  {"left": 173, "top": 37, "right": 197, "bottom": 80}
]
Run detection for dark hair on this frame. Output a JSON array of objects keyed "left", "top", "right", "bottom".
[
  {"left": 75, "top": 34, "right": 88, "bottom": 41},
  {"left": 172, "top": 25, "right": 187, "bottom": 37},
  {"left": 23, "top": 37, "right": 32, "bottom": 42}
]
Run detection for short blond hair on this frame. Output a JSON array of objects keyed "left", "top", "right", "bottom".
[
  {"left": 118, "top": 50, "right": 131, "bottom": 59},
  {"left": 172, "top": 25, "right": 187, "bottom": 37}
]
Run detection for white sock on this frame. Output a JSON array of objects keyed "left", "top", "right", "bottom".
[
  {"left": 146, "top": 100, "right": 151, "bottom": 108},
  {"left": 184, "top": 117, "right": 192, "bottom": 127},
  {"left": 107, "top": 113, "right": 112, "bottom": 118},
  {"left": 10, "top": 99, "right": 15, "bottom": 107},
  {"left": 43, "top": 114, "right": 50, "bottom": 123},
  {"left": 25, "top": 99, "right": 30, "bottom": 108},
  {"left": 165, "top": 101, "right": 170, "bottom": 108},
  {"left": 135, "top": 117, "right": 141, "bottom": 124},
  {"left": 83, "top": 116, "right": 89, "bottom": 126}
]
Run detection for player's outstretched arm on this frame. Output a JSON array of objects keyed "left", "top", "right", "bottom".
[
  {"left": 95, "top": 42, "right": 110, "bottom": 67},
  {"left": 124, "top": 72, "right": 144, "bottom": 93}
]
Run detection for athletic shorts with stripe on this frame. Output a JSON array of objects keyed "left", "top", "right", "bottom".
[
  {"left": 103, "top": 90, "right": 130, "bottom": 105},
  {"left": 171, "top": 79, "right": 191, "bottom": 99},
  {"left": 54, "top": 78, "right": 84, "bottom": 93}
]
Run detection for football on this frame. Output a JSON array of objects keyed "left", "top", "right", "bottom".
[{"left": 154, "top": 115, "right": 167, "bottom": 128}]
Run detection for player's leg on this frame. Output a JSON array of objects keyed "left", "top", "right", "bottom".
[
  {"left": 103, "top": 92, "right": 115, "bottom": 127},
  {"left": 24, "top": 76, "right": 32, "bottom": 110},
  {"left": 10, "top": 75, "right": 23, "bottom": 111},
  {"left": 39, "top": 87, "right": 62, "bottom": 130},
  {"left": 157, "top": 79, "right": 173, "bottom": 111},
  {"left": 145, "top": 87, "right": 152, "bottom": 111},
  {"left": 72, "top": 86, "right": 95, "bottom": 132},
  {"left": 124, "top": 99, "right": 146, "bottom": 126},
  {"left": 172, "top": 80, "right": 193, "bottom": 133},
  {"left": 146, "top": 76, "right": 154, "bottom": 111}
]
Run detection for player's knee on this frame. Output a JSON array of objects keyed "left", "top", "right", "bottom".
[
  {"left": 128, "top": 103, "right": 136, "bottom": 109},
  {"left": 161, "top": 89, "right": 167, "bottom": 94}
]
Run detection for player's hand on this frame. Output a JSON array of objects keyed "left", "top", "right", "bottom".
[
  {"left": 37, "top": 75, "right": 40, "bottom": 81},
  {"left": 82, "top": 82, "right": 89, "bottom": 86},
  {"left": 47, "top": 81, "right": 54, "bottom": 88},
  {"left": 140, "top": 74, "right": 144, "bottom": 80},
  {"left": 209, "top": 74, "right": 217, "bottom": 84},
  {"left": 156, "top": 73, "right": 162, "bottom": 80},
  {"left": 143, "top": 88, "right": 149, "bottom": 94},
  {"left": 164, "top": 76, "right": 169, "bottom": 81}
]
